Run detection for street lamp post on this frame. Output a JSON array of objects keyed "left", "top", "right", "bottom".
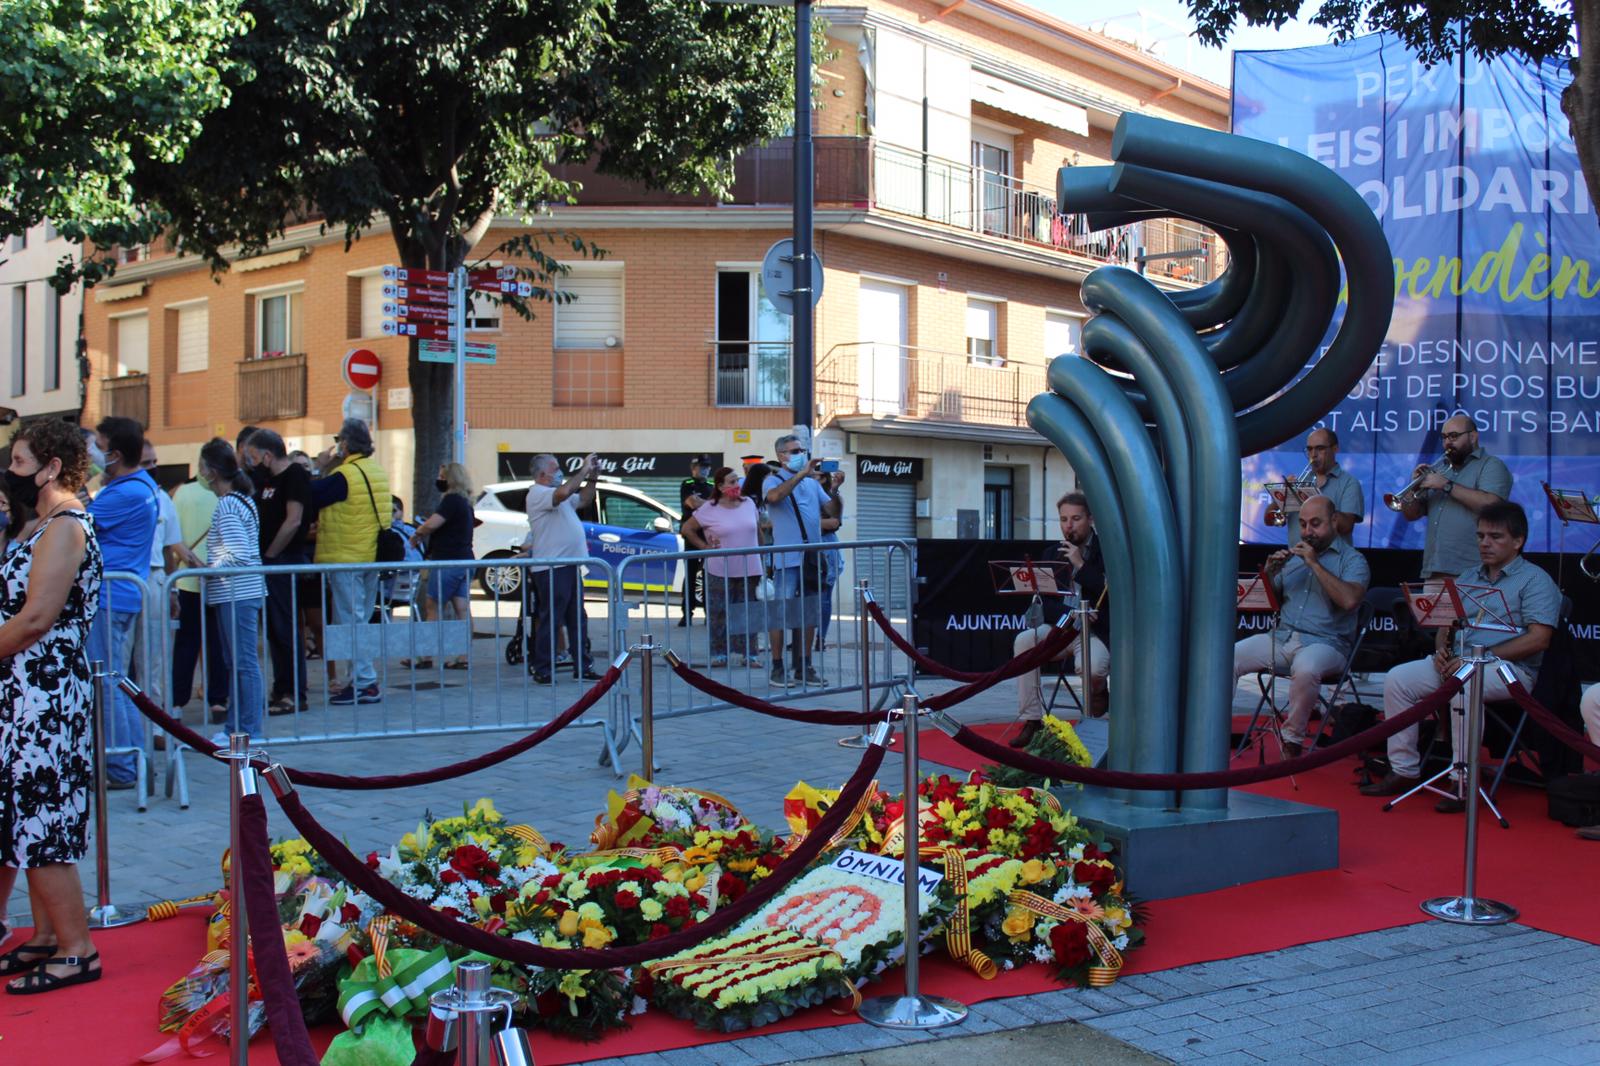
[{"left": 791, "top": 0, "right": 815, "bottom": 452}]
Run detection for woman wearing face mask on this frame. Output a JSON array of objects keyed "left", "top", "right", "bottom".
[
  {"left": 681, "top": 466, "right": 764, "bottom": 668},
  {"left": 405, "top": 464, "right": 476, "bottom": 669},
  {"left": 175, "top": 439, "right": 266, "bottom": 746},
  {"left": 0, "top": 481, "right": 31, "bottom": 556},
  {"left": 0, "top": 418, "right": 105, "bottom": 993}
]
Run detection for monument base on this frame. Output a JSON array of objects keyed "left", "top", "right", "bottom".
[{"left": 1057, "top": 787, "right": 1338, "bottom": 900}]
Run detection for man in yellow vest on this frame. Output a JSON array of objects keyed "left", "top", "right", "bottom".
[{"left": 310, "top": 418, "right": 390, "bottom": 705}]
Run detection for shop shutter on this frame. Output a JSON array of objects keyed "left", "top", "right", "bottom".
[{"left": 853, "top": 481, "right": 916, "bottom": 611}]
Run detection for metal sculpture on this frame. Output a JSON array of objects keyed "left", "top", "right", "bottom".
[{"left": 1035, "top": 113, "right": 1395, "bottom": 812}]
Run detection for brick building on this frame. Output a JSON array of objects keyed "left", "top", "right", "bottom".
[{"left": 79, "top": 0, "right": 1228, "bottom": 541}]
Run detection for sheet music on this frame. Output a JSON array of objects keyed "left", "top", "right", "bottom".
[
  {"left": 1544, "top": 483, "right": 1599, "bottom": 525},
  {"left": 1236, "top": 570, "right": 1280, "bottom": 612}
]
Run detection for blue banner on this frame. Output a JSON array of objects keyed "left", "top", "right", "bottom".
[{"left": 1232, "top": 37, "right": 1599, "bottom": 556}]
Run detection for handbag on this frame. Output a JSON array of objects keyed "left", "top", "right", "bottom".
[{"left": 351, "top": 461, "right": 406, "bottom": 564}]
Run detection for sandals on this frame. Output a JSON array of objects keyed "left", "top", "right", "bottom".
[
  {"left": 399, "top": 658, "right": 434, "bottom": 669},
  {"left": 443, "top": 659, "right": 470, "bottom": 670},
  {"left": 6, "top": 952, "right": 101, "bottom": 995},
  {"left": 0, "top": 942, "right": 59, "bottom": 978}
]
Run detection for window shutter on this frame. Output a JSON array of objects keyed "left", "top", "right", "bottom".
[
  {"left": 555, "top": 266, "right": 624, "bottom": 348},
  {"left": 176, "top": 304, "right": 209, "bottom": 373},
  {"left": 116, "top": 314, "right": 149, "bottom": 375}
]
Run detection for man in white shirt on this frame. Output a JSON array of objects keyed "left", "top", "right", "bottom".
[{"left": 523, "top": 452, "right": 601, "bottom": 683}]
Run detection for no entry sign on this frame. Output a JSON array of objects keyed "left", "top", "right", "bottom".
[{"left": 343, "top": 348, "right": 382, "bottom": 391}]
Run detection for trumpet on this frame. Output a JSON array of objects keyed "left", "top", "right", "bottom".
[
  {"left": 1264, "top": 462, "right": 1315, "bottom": 527},
  {"left": 1384, "top": 454, "right": 1448, "bottom": 511}
]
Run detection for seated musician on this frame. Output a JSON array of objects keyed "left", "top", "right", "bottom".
[
  {"left": 1231, "top": 495, "right": 1371, "bottom": 758},
  {"left": 1362, "top": 502, "right": 1561, "bottom": 810},
  {"left": 1581, "top": 686, "right": 1600, "bottom": 842},
  {"left": 1011, "top": 492, "right": 1109, "bottom": 747}
]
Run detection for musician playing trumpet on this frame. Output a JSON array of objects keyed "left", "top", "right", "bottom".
[
  {"left": 1286, "top": 428, "right": 1364, "bottom": 544},
  {"left": 1396, "top": 415, "right": 1512, "bottom": 578}
]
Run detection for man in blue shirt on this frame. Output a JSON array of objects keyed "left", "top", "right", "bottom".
[
  {"left": 1363, "top": 501, "right": 1561, "bottom": 810},
  {"left": 761, "top": 434, "right": 841, "bottom": 688},
  {"left": 87, "top": 416, "right": 161, "bottom": 787}
]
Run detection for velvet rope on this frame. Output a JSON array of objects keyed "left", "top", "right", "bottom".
[
  {"left": 666, "top": 660, "right": 883, "bottom": 725},
  {"left": 237, "top": 792, "right": 321, "bottom": 1066},
  {"left": 125, "top": 666, "right": 622, "bottom": 790},
  {"left": 1502, "top": 678, "right": 1600, "bottom": 762},
  {"left": 270, "top": 739, "right": 887, "bottom": 970},
  {"left": 952, "top": 674, "right": 1466, "bottom": 790},
  {"left": 864, "top": 600, "right": 991, "bottom": 683},
  {"left": 920, "top": 624, "right": 1080, "bottom": 713}
]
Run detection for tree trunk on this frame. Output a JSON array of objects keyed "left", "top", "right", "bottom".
[{"left": 1563, "top": 0, "right": 1600, "bottom": 230}]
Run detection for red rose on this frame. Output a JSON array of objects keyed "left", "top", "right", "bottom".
[
  {"left": 440, "top": 869, "right": 463, "bottom": 885},
  {"left": 490, "top": 892, "right": 513, "bottom": 914},
  {"left": 479, "top": 916, "right": 506, "bottom": 935},
  {"left": 614, "top": 889, "right": 640, "bottom": 910},
  {"left": 717, "top": 872, "right": 746, "bottom": 901},
  {"left": 968, "top": 769, "right": 989, "bottom": 784},
  {"left": 665, "top": 895, "right": 691, "bottom": 919},
  {"left": 1082, "top": 843, "right": 1106, "bottom": 863},
  {"left": 1074, "top": 860, "right": 1116, "bottom": 897},
  {"left": 1050, "top": 920, "right": 1091, "bottom": 969},
  {"left": 300, "top": 913, "right": 323, "bottom": 937},
  {"left": 339, "top": 902, "right": 361, "bottom": 925},
  {"left": 531, "top": 889, "right": 551, "bottom": 906},
  {"left": 649, "top": 922, "right": 672, "bottom": 940},
  {"left": 634, "top": 968, "right": 655, "bottom": 999},
  {"left": 364, "top": 851, "right": 381, "bottom": 871},
  {"left": 883, "top": 801, "right": 904, "bottom": 822},
  {"left": 535, "top": 990, "right": 562, "bottom": 1017},
  {"left": 759, "top": 853, "right": 780, "bottom": 870}
]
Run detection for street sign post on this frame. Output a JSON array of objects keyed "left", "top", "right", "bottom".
[{"left": 761, "top": 238, "right": 824, "bottom": 316}]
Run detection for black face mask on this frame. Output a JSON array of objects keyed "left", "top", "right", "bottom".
[
  {"left": 5, "top": 468, "right": 44, "bottom": 510},
  {"left": 435, "top": 479, "right": 449, "bottom": 492}
]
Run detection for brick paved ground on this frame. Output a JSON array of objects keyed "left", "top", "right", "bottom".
[{"left": 8, "top": 606, "right": 1594, "bottom": 1065}]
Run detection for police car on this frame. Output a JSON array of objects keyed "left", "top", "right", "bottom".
[{"left": 472, "top": 477, "right": 685, "bottom": 599}]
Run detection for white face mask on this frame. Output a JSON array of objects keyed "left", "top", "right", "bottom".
[{"left": 786, "top": 452, "right": 807, "bottom": 473}]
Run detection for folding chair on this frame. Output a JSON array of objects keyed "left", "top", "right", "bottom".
[
  {"left": 1485, "top": 595, "right": 1577, "bottom": 802},
  {"left": 1238, "top": 600, "right": 1376, "bottom": 758}
]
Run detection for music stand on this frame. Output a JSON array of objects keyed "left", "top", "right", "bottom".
[
  {"left": 1542, "top": 483, "right": 1598, "bottom": 584},
  {"left": 1233, "top": 570, "right": 1294, "bottom": 777},
  {"left": 988, "top": 559, "right": 1071, "bottom": 598},
  {"left": 1389, "top": 579, "right": 1515, "bottom": 825}
]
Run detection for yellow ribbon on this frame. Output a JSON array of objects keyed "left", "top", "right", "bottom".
[
  {"left": 505, "top": 824, "right": 550, "bottom": 855},
  {"left": 367, "top": 914, "right": 397, "bottom": 980},
  {"left": 1007, "top": 888, "right": 1123, "bottom": 986},
  {"left": 922, "top": 846, "right": 997, "bottom": 980}
]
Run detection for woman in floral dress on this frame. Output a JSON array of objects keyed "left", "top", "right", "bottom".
[{"left": 0, "top": 418, "right": 104, "bottom": 994}]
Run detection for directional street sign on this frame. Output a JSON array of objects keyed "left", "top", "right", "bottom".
[
  {"left": 382, "top": 283, "right": 450, "bottom": 305},
  {"left": 382, "top": 301, "right": 455, "bottom": 323},
  {"left": 381, "top": 265, "right": 451, "bottom": 286},
  {"left": 466, "top": 273, "right": 534, "bottom": 297},
  {"left": 419, "top": 339, "right": 497, "bottom": 365},
  {"left": 382, "top": 321, "right": 456, "bottom": 340}
]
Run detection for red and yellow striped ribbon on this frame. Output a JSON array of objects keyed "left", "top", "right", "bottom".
[{"left": 1006, "top": 888, "right": 1123, "bottom": 986}]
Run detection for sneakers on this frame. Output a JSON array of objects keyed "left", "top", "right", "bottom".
[
  {"left": 1576, "top": 825, "right": 1600, "bottom": 841},
  {"left": 793, "top": 668, "right": 826, "bottom": 688},
  {"left": 330, "top": 685, "right": 382, "bottom": 706},
  {"left": 209, "top": 731, "right": 230, "bottom": 749},
  {"left": 770, "top": 664, "right": 790, "bottom": 688},
  {"left": 1280, "top": 741, "right": 1303, "bottom": 759}
]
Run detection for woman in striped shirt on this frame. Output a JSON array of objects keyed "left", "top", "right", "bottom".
[{"left": 178, "top": 439, "right": 266, "bottom": 745}]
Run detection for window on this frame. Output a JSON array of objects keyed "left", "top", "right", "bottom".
[
  {"left": 175, "top": 302, "right": 209, "bottom": 373},
  {"left": 1044, "top": 310, "right": 1083, "bottom": 361},
  {"left": 254, "top": 288, "right": 303, "bottom": 357},
  {"left": 467, "top": 290, "right": 501, "bottom": 332},
  {"left": 714, "top": 268, "right": 790, "bottom": 406},
  {"left": 115, "top": 312, "right": 149, "bottom": 375},
  {"left": 602, "top": 492, "right": 668, "bottom": 532},
  {"left": 10, "top": 287, "right": 25, "bottom": 396},
  {"left": 44, "top": 286, "right": 60, "bottom": 392},
  {"left": 982, "top": 466, "right": 1014, "bottom": 539},
  {"left": 554, "top": 264, "right": 623, "bottom": 348},
  {"left": 966, "top": 298, "right": 1000, "bottom": 366},
  {"left": 358, "top": 273, "right": 386, "bottom": 338}
]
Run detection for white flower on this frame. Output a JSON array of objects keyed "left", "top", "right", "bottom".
[
  {"left": 640, "top": 899, "right": 664, "bottom": 921},
  {"left": 1113, "top": 934, "right": 1129, "bottom": 951}
]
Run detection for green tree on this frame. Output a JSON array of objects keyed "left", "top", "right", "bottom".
[
  {"left": 1184, "top": 1, "right": 1591, "bottom": 223},
  {"left": 132, "top": 0, "right": 799, "bottom": 506},
  {"left": 0, "top": 0, "right": 250, "bottom": 286}
]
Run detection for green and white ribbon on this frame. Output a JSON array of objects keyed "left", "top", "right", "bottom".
[{"left": 337, "top": 948, "right": 487, "bottom": 1030}]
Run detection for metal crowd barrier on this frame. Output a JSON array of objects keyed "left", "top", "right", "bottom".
[{"left": 609, "top": 539, "right": 917, "bottom": 753}]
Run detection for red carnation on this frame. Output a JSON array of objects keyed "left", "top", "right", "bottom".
[
  {"left": 541, "top": 874, "right": 563, "bottom": 889},
  {"left": 339, "top": 902, "right": 361, "bottom": 925},
  {"left": 649, "top": 922, "right": 672, "bottom": 940},
  {"left": 1050, "top": 920, "right": 1091, "bottom": 969},
  {"left": 962, "top": 826, "right": 986, "bottom": 847},
  {"left": 717, "top": 872, "right": 747, "bottom": 901},
  {"left": 985, "top": 808, "right": 1014, "bottom": 830},
  {"left": 614, "top": 889, "right": 640, "bottom": 910},
  {"left": 665, "top": 895, "right": 691, "bottom": 919}
]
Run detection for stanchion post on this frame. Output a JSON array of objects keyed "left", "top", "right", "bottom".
[
  {"left": 225, "top": 734, "right": 257, "bottom": 1065},
  {"left": 1421, "top": 644, "right": 1518, "bottom": 925},
  {"left": 87, "top": 659, "right": 137, "bottom": 929},
  {"left": 1078, "top": 595, "right": 1092, "bottom": 712},
  {"left": 839, "top": 580, "right": 873, "bottom": 749},
  {"left": 859, "top": 693, "right": 967, "bottom": 1031},
  {"left": 639, "top": 634, "right": 655, "bottom": 779}
]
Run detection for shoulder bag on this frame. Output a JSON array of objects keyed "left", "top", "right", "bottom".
[{"left": 351, "top": 462, "right": 406, "bottom": 564}]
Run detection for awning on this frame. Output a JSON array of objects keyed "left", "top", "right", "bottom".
[
  {"left": 236, "top": 246, "right": 308, "bottom": 272},
  {"left": 94, "top": 281, "right": 146, "bottom": 303},
  {"left": 971, "top": 72, "right": 1089, "bottom": 137}
]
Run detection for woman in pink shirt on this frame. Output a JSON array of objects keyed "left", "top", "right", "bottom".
[{"left": 682, "top": 466, "right": 764, "bottom": 667}]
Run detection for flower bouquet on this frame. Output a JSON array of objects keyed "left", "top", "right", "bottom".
[{"left": 983, "top": 714, "right": 1095, "bottom": 789}]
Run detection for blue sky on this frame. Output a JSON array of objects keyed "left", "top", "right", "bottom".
[{"left": 1027, "top": 0, "right": 1336, "bottom": 87}]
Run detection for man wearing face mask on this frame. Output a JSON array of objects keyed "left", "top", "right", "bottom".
[
  {"left": 677, "top": 455, "right": 716, "bottom": 627},
  {"left": 761, "top": 434, "right": 841, "bottom": 688},
  {"left": 236, "top": 425, "right": 266, "bottom": 495},
  {"left": 86, "top": 416, "right": 162, "bottom": 788}
]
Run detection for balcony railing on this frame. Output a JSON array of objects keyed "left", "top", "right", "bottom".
[
  {"left": 102, "top": 374, "right": 149, "bottom": 425},
  {"left": 816, "top": 342, "right": 1049, "bottom": 432},
  {"left": 549, "top": 137, "right": 871, "bottom": 208},
  {"left": 237, "top": 352, "right": 307, "bottom": 422},
  {"left": 710, "top": 340, "right": 792, "bottom": 407}
]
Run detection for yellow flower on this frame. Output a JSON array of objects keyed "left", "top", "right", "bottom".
[
  {"left": 692, "top": 830, "right": 711, "bottom": 847},
  {"left": 1103, "top": 906, "right": 1133, "bottom": 933},
  {"left": 469, "top": 797, "right": 502, "bottom": 822},
  {"left": 663, "top": 866, "right": 684, "bottom": 883},
  {"left": 1020, "top": 859, "right": 1054, "bottom": 884},
  {"left": 472, "top": 895, "right": 493, "bottom": 918},
  {"left": 1001, "top": 907, "right": 1035, "bottom": 941},
  {"left": 582, "top": 925, "right": 613, "bottom": 949},
  {"left": 558, "top": 910, "right": 580, "bottom": 937},
  {"left": 682, "top": 847, "right": 716, "bottom": 865},
  {"left": 684, "top": 872, "right": 706, "bottom": 893}
]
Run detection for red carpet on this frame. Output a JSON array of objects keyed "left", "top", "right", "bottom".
[{"left": 4, "top": 756, "right": 1596, "bottom": 1064}]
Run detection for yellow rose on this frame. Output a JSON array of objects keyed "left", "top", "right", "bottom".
[
  {"left": 1020, "top": 859, "right": 1054, "bottom": 884},
  {"left": 582, "top": 925, "right": 613, "bottom": 949},
  {"left": 1001, "top": 907, "right": 1035, "bottom": 941},
  {"left": 663, "top": 866, "right": 684, "bottom": 883},
  {"left": 558, "top": 910, "right": 580, "bottom": 937}
]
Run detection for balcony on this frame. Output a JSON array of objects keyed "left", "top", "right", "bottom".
[
  {"left": 710, "top": 340, "right": 792, "bottom": 407},
  {"left": 816, "top": 343, "right": 1048, "bottom": 433},
  {"left": 237, "top": 352, "right": 307, "bottom": 422},
  {"left": 549, "top": 137, "right": 871, "bottom": 208},
  {"left": 101, "top": 374, "right": 150, "bottom": 425}
]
